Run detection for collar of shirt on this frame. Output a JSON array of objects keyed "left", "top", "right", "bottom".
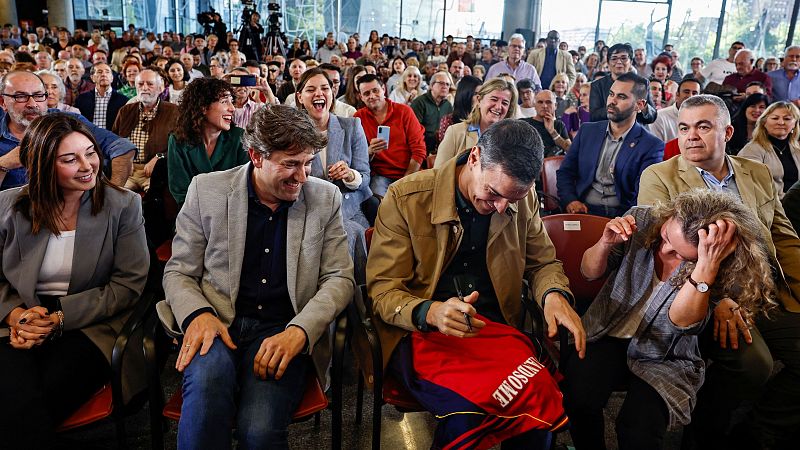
[
  {"left": 246, "top": 163, "right": 295, "bottom": 212},
  {"left": 95, "top": 87, "right": 112, "bottom": 98},
  {"left": 237, "top": 99, "right": 257, "bottom": 111},
  {"left": 695, "top": 156, "right": 736, "bottom": 187},
  {"left": 0, "top": 113, "right": 18, "bottom": 143},
  {"left": 605, "top": 121, "right": 634, "bottom": 143},
  {"left": 139, "top": 98, "right": 160, "bottom": 119},
  {"left": 467, "top": 123, "right": 482, "bottom": 137}
]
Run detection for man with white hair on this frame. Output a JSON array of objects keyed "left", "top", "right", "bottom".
[
  {"left": 768, "top": 46, "right": 800, "bottom": 105},
  {"left": 723, "top": 48, "right": 773, "bottom": 102},
  {"left": 112, "top": 69, "right": 179, "bottom": 192},
  {"left": 34, "top": 51, "right": 53, "bottom": 71},
  {"left": 64, "top": 57, "right": 95, "bottom": 105},
  {"left": 485, "top": 33, "right": 542, "bottom": 91}
]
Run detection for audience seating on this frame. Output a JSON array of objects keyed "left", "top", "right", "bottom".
[
  {"left": 148, "top": 310, "right": 348, "bottom": 450},
  {"left": 55, "top": 289, "right": 160, "bottom": 449},
  {"left": 540, "top": 155, "right": 565, "bottom": 214},
  {"left": 542, "top": 214, "right": 611, "bottom": 314}
]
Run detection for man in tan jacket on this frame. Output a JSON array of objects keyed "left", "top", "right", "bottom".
[
  {"left": 638, "top": 94, "right": 800, "bottom": 449},
  {"left": 527, "top": 30, "right": 577, "bottom": 89},
  {"left": 367, "top": 119, "right": 585, "bottom": 448}
]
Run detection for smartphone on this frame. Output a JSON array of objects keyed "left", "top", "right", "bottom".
[
  {"left": 377, "top": 126, "right": 390, "bottom": 147},
  {"left": 229, "top": 74, "right": 257, "bottom": 87}
]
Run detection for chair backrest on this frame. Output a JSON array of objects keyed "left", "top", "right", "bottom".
[
  {"left": 541, "top": 155, "right": 565, "bottom": 212},
  {"left": 543, "top": 214, "right": 610, "bottom": 313}
]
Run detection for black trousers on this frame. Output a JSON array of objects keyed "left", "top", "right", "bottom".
[
  {"left": 686, "top": 307, "right": 800, "bottom": 449},
  {"left": 561, "top": 336, "right": 670, "bottom": 450},
  {"left": 0, "top": 330, "right": 110, "bottom": 448}
]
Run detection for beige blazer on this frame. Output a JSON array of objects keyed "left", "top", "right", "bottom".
[
  {"left": 434, "top": 121, "right": 480, "bottom": 168},
  {"left": 638, "top": 155, "right": 800, "bottom": 312},
  {"left": 158, "top": 163, "right": 355, "bottom": 385},
  {"left": 526, "top": 48, "right": 577, "bottom": 87},
  {"left": 739, "top": 140, "right": 800, "bottom": 199}
]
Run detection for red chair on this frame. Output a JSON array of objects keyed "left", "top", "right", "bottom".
[
  {"left": 150, "top": 311, "right": 348, "bottom": 450},
  {"left": 542, "top": 214, "right": 611, "bottom": 312},
  {"left": 162, "top": 371, "right": 329, "bottom": 421},
  {"left": 540, "top": 155, "right": 565, "bottom": 213},
  {"left": 55, "top": 290, "right": 160, "bottom": 448}
]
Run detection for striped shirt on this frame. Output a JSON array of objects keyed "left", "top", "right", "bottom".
[{"left": 233, "top": 99, "right": 262, "bottom": 129}]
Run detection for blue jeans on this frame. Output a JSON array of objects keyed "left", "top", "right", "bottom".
[
  {"left": 370, "top": 174, "right": 398, "bottom": 197},
  {"left": 178, "top": 317, "right": 309, "bottom": 450}
]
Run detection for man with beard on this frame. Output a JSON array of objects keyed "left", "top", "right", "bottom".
[
  {"left": 768, "top": 45, "right": 800, "bottom": 104},
  {"left": 64, "top": 57, "right": 94, "bottom": 106},
  {"left": 556, "top": 72, "right": 663, "bottom": 218},
  {"left": 0, "top": 71, "right": 136, "bottom": 189},
  {"left": 589, "top": 43, "right": 657, "bottom": 124},
  {"left": 112, "top": 69, "right": 179, "bottom": 192}
]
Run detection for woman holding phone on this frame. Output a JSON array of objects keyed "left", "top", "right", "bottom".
[{"left": 295, "top": 68, "right": 372, "bottom": 257}]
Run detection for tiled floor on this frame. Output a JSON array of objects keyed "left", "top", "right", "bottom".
[{"left": 54, "top": 353, "right": 683, "bottom": 449}]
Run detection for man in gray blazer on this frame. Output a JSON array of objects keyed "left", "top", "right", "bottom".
[{"left": 157, "top": 105, "right": 354, "bottom": 449}]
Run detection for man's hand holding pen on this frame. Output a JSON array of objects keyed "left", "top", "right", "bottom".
[{"left": 425, "top": 291, "right": 486, "bottom": 338}]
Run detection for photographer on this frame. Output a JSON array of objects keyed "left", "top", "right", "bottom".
[{"left": 240, "top": 10, "right": 264, "bottom": 61}]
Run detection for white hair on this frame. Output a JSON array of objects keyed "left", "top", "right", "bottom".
[{"left": 509, "top": 33, "right": 526, "bottom": 46}]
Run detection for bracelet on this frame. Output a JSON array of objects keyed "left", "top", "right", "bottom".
[
  {"left": 54, "top": 310, "right": 64, "bottom": 339},
  {"left": 0, "top": 165, "right": 9, "bottom": 173}
]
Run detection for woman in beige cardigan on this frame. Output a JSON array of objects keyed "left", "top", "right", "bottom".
[
  {"left": 434, "top": 78, "right": 518, "bottom": 168},
  {"left": 739, "top": 101, "right": 800, "bottom": 199}
]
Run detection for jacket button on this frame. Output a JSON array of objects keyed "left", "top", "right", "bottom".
[
  {"left": 345, "top": 194, "right": 350, "bottom": 199},
  {"left": 395, "top": 306, "right": 402, "bottom": 313}
]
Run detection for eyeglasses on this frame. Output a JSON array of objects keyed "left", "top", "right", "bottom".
[
  {"left": 433, "top": 81, "right": 451, "bottom": 87},
  {"left": 2, "top": 92, "right": 48, "bottom": 103},
  {"left": 609, "top": 56, "right": 630, "bottom": 63}
]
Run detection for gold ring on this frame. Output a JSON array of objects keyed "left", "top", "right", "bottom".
[{"left": 185, "top": 344, "right": 191, "bottom": 348}]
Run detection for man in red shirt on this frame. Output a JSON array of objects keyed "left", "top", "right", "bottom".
[
  {"left": 723, "top": 49, "right": 773, "bottom": 104},
  {"left": 354, "top": 74, "right": 426, "bottom": 198}
]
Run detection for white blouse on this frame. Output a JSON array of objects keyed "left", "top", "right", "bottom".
[{"left": 36, "top": 230, "right": 76, "bottom": 296}]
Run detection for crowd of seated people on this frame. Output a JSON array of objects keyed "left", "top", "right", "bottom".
[{"left": 1, "top": 19, "right": 800, "bottom": 449}]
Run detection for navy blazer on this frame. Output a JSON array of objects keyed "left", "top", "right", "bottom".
[
  {"left": 310, "top": 115, "right": 372, "bottom": 220},
  {"left": 75, "top": 89, "right": 129, "bottom": 130},
  {"left": 556, "top": 120, "right": 664, "bottom": 211}
]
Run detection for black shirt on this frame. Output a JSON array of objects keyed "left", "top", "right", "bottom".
[
  {"left": 235, "top": 165, "right": 296, "bottom": 328},
  {"left": 770, "top": 135, "right": 799, "bottom": 193},
  {"left": 520, "top": 117, "right": 568, "bottom": 158}
]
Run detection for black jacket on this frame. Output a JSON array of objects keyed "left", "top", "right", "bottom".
[{"left": 75, "top": 90, "right": 129, "bottom": 131}]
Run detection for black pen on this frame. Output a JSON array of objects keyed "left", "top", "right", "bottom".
[{"left": 453, "top": 278, "right": 473, "bottom": 333}]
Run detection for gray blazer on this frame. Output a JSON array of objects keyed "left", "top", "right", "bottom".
[
  {"left": 583, "top": 206, "right": 711, "bottom": 426},
  {"left": 158, "top": 163, "right": 355, "bottom": 385},
  {"left": 0, "top": 186, "right": 149, "bottom": 400},
  {"left": 310, "top": 114, "right": 372, "bottom": 221}
]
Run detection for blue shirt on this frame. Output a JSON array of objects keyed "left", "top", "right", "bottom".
[
  {"left": 696, "top": 157, "right": 741, "bottom": 198},
  {"left": 467, "top": 123, "right": 482, "bottom": 138},
  {"left": 540, "top": 48, "right": 558, "bottom": 90},
  {"left": 0, "top": 109, "right": 137, "bottom": 190},
  {"left": 768, "top": 69, "right": 800, "bottom": 102}
]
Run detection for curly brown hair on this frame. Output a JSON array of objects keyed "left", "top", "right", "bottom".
[
  {"left": 644, "top": 188, "right": 777, "bottom": 316},
  {"left": 172, "top": 77, "right": 234, "bottom": 145}
]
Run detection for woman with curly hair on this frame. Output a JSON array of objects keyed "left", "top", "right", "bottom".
[
  {"left": 563, "top": 188, "right": 775, "bottom": 450},
  {"left": 168, "top": 77, "right": 249, "bottom": 205}
]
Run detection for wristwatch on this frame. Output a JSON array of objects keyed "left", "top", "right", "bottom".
[
  {"left": 687, "top": 276, "right": 710, "bottom": 293},
  {"left": 156, "top": 153, "right": 166, "bottom": 159}
]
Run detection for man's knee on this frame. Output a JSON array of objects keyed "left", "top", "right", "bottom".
[
  {"left": 710, "top": 341, "right": 774, "bottom": 388},
  {"left": 183, "top": 340, "right": 237, "bottom": 395}
]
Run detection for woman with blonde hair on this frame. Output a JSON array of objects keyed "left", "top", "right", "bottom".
[
  {"left": 434, "top": 78, "right": 517, "bottom": 168},
  {"left": 388, "top": 66, "right": 426, "bottom": 105},
  {"left": 109, "top": 48, "right": 129, "bottom": 73},
  {"left": 564, "top": 188, "right": 775, "bottom": 449},
  {"left": 740, "top": 101, "right": 800, "bottom": 198},
  {"left": 549, "top": 72, "right": 571, "bottom": 117}
]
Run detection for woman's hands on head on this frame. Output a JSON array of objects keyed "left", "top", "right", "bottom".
[{"left": 601, "top": 215, "right": 637, "bottom": 246}]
